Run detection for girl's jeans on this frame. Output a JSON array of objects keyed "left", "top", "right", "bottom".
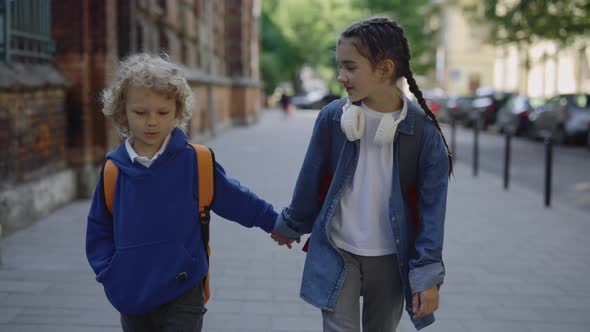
[
  {"left": 120, "top": 280, "right": 207, "bottom": 332},
  {"left": 322, "top": 249, "right": 404, "bottom": 332}
]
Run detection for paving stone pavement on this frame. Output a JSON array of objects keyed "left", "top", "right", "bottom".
[{"left": 1, "top": 110, "right": 589, "bottom": 332}]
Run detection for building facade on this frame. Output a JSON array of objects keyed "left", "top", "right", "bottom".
[
  {"left": 0, "top": 0, "right": 263, "bottom": 235},
  {"left": 437, "top": 2, "right": 496, "bottom": 96},
  {"left": 437, "top": 0, "right": 590, "bottom": 98},
  {"left": 494, "top": 40, "right": 590, "bottom": 98}
]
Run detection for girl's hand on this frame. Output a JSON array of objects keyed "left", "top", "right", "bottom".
[
  {"left": 412, "top": 286, "right": 439, "bottom": 319},
  {"left": 270, "top": 231, "right": 300, "bottom": 249}
]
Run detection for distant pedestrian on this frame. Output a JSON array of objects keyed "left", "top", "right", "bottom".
[
  {"left": 271, "top": 16, "right": 452, "bottom": 331},
  {"left": 280, "top": 91, "right": 292, "bottom": 116},
  {"left": 86, "top": 53, "right": 279, "bottom": 332}
]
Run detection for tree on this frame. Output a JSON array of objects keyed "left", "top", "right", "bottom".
[
  {"left": 260, "top": 0, "right": 443, "bottom": 95},
  {"left": 461, "top": 0, "right": 590, "bottom": 92},
  {"left": 260, "top": 7, "right": 300, "bottom": 94},
  {"left": 463, "top": 0, "right": 589, "bottom": 46},
  {"left": 261, "top": 0, "right": 361, "bottom": 94},
  {"left": 350, "top": 0, "right": 443, "bottom": 76}
]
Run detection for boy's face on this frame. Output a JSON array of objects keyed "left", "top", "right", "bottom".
[
  {"left": 125, "top": 85, "right": 177, "bottom": 156},
  {"left": 336, "top": 37, "right": 390, "bottom": 103}
]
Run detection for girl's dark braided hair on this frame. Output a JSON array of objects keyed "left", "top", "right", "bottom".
[{"left": 341, "top": 17, "right": 453, "bottom": 175}]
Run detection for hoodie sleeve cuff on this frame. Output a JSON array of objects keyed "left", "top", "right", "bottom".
[
  {"left": 258, "top": 207, "right": 279, "bottom": 234},
  {"left": 409, "top": 262, "right": 445, "bottom": 294},
  {"left": 273, "top": 212, "right": 303, "bottom": 239}
]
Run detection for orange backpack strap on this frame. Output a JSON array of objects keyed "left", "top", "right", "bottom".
[
  {"left": 189, "top": 143, "right": 215, "bottom": 303},
  {"left": 103, "top": 159, "right": 119, "bottom": 215},
  {"left": 190, "top": 144, "right": 215, "bottom": 223}
]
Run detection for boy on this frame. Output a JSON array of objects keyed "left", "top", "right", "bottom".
[{"left": 86, "top": 53, "right": 278, "bottom": 331}]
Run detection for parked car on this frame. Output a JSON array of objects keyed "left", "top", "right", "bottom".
[
  {"left": 445, "top": 96, "right": 475, "bottom": 124},
  {"left": 425, "top": 97, "right": 446, "bottom": 115},
  {"left": 428, "top": 97, "right": 451, "bottom": 123},
  {"left": 291, "top": 91, "right": 341, "bottom": 110},
  {"left": 496, "top": 95, "right": 545, "bottom": 136},
  {"left": 529, "top": 93, "right": 590, "bottom": 144},
  {"left": 467, "top": 90, "right": 515, "bottom": 129},
  {"left": 421, "top": 88, "right": 446, "bottom": 116}
]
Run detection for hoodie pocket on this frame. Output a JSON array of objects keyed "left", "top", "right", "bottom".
[{"left": 100, "top": 241, "right": 200, "bottom": 313}]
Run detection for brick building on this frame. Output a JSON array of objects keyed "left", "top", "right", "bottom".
[{"left": 0, "top": 0, "right": 263, "bottom": 234}]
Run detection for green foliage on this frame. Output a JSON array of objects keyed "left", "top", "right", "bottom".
[
  {"left": 261, "top": 0, "right": 360, "bottom": 94},
  {"left": 350, "top": 0, "right": 443, "bottom": 77},
  {"left": 261, "top": 0, "right": 441, "bottom": 94},
  {"left": 462, "top": 0, "right": 590, "bottom": 46},
  {"left": 261, "top": 9, "right": 300, "bottom": 93}
]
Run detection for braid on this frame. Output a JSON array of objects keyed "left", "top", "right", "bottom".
[
  {"left": 405, "top": 71, "right": 453, "bottom": 175},
  {"left": 396, "top": 23, "right": 454, "bottom": 176}
]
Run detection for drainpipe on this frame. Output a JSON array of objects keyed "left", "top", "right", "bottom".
[{"left": 205, "top": 0, "right": 216, "bottom": 136}]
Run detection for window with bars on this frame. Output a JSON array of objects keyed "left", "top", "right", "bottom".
[{"left": 0, "top": 0, "right": 55, "bottom": 63}]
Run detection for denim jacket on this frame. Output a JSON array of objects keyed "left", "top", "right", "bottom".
[{"left": 274, "top": 98, "right": 449, "bottom": 330}]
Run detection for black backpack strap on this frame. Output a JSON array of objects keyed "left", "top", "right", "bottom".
[{"left": 397, "top": 109, "right": 427, "bottom": 228}]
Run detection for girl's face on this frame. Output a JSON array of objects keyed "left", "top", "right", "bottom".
[
  {"left": 337, "top": 37, "right": 388, "bottom": 103},
  {"left": 125, "top": 85, "right": 177, "bottom": 157}
]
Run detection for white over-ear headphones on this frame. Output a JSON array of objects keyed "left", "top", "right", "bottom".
[{"left": 340, "top": 95, "right": 408, "bottom": 145}]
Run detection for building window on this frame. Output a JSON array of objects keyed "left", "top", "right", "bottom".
[
  {"left": 193, "top": 0, "right": 201, "bottom": 17},
  {"left": 157, "top": 0, "right": 166, "bottom": 12},
  {"left": 136, "top": 24, "right": 144, "bottom": 51},
  {"left": 159, "top": 29, "right": 168, "bottom": 53},
  {"left": 181, "top": 42, "right": 187, "bottom": 64},
  {"left": 0, "top": 0, "right": 55, "bottom": 63}
]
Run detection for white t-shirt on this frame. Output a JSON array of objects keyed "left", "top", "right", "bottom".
[
  {"left": 125, "top": 134, "right": 171, "bottom": 168},
  {"left": 330, "top": 102, "right": 402, "bottom": 256}
]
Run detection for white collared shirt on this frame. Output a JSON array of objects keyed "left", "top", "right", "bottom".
[{"left": 125, "top": 134, "right": 171, "bottom": 168}]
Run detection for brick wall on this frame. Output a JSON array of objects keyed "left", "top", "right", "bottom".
[
  {"left": 1, "top": 0, "right": 264, "bottom": 233},
  {"left": 53, "top": 0, "right": 118, "bottom": 170},
  {"left": 229, "top": 84, "right": 262, "bottom": 125},
  {"left": 0, "top": 88, "right": 67, "bottom": 186},
  {"left": 50, "top": 0, "right": 262, "bottom": 167},
  {"left": 190, "top": 85, "right": 209, "bottom": 135},
  {"left": 225, "top": 0, "right": 243, "bottom": 77},
  {"left": 215, "top": 85, "right": 232, "bottom": 127}
]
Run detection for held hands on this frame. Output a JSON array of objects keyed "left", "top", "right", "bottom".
[
  {"left": 412, "top": 286, "right": 439, "bottom": 319},
  {"left": 270, "top": 230, "right": 300, "bottom": 249}
]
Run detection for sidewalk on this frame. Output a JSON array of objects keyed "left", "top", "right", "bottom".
[{"left": 0, "top": 110, "right": 589, "bottom": 331}]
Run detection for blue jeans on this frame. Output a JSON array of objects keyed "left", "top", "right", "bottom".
[{"left": 120, "top": 281, "right": 207, "bottom": 332}]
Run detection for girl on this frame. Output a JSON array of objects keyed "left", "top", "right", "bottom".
[{"left": 272, "top": 17, "right": 452, "bottom": 331}]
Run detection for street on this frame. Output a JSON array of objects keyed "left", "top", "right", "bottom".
[
  {"left": 444, "top": 125, "right": 590, "bottom": 213},
  {"left": 0, "top": 109, "right": 589, "bottom": 331}
]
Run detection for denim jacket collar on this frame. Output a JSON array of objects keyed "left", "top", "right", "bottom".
[{"left": 398, "top": 99, "right": 417, "bottom": 135}]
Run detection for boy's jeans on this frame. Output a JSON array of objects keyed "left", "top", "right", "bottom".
[
  {"left": 120, "top": 280, "right": 207, "bottom": 332},
  {"left": 322, "top": 249, "right": 404, "bottom": 332}
]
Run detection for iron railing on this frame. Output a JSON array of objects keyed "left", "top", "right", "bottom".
[{"left": 0, "top": 0, "right": 55, "bottom": 63}]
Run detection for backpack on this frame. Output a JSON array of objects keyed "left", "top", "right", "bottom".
[
  {"left": 302, "top": 108, "right": 425, "bottom": 251},
  {"left": 102, "top": 143, "right": 215, "bottom": 303}
]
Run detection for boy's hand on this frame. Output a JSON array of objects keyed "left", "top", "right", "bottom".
[
  {"left": 270, "top": 231, "right": 300, "bottom": 249},
  {"left": 412, "top": 286, "right": 439, "bottom": 319}
]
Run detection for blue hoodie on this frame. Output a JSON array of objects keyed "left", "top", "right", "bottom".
[{"left": 86, "top": 128, "right": 278, "bottom": 314}]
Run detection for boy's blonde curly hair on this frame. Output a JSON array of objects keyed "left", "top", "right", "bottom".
[{"left": 101, "top": 53, "right": 194, "bottom": 138}]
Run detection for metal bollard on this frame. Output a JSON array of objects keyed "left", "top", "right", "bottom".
[
  {"left": 451, "top": 117, "right": 457, "bottom": 160},
  {"left": 473, "top": 113, "right": 479, "bottom": 177},
  {"left": 503, "top": 132, "right": 511, "bottom": 190},
  {"left": 544, "top": 135, "right": 553, "bottom": 207}
]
